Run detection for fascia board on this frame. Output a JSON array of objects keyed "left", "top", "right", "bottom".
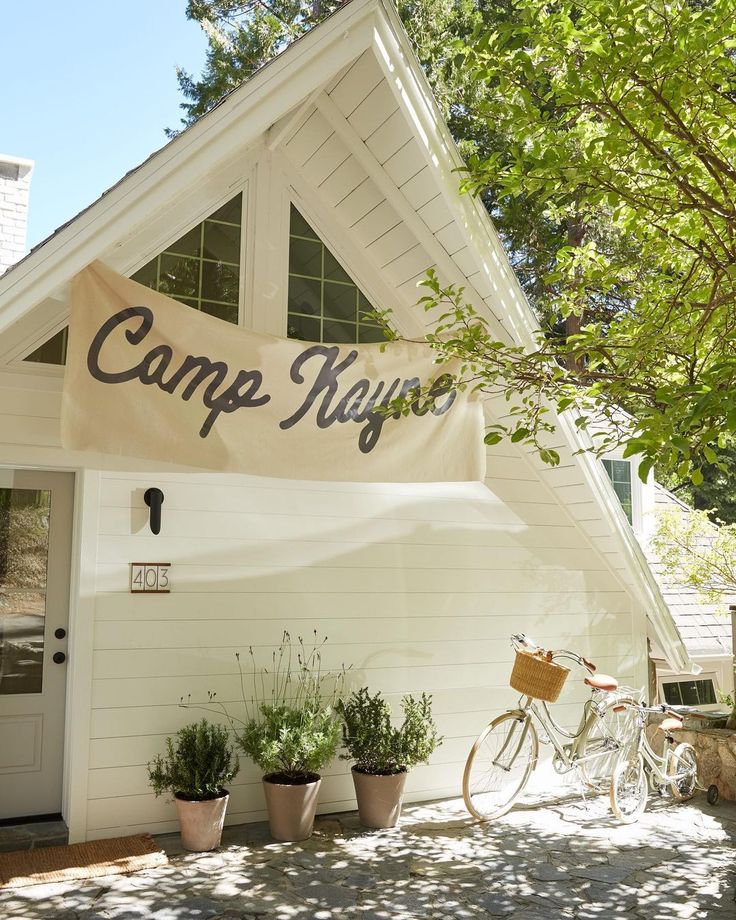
[
  {"left": 558, "top": 414, "right": 696, "bottom": 672},
  {"left": 375, "top": 0, "right": 694, "bottom": 671},
  {"left": 373, "top": 0, "right": 537, "bottom": 350},
  {"left": 0, "top": 0, "right": 378, "bottom": 334}
]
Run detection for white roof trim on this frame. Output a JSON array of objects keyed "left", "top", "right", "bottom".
[{"left": 0, "top": 0, "right": 376, "bottom": 334}]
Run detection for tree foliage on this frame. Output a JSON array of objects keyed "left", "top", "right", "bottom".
[
  {"left": 174, "top": 0, "right": 736, "bottom": 483},
  {"left": 651, "top": 505, "right": 736, "bottom": 608},
  {"left": 170, "top": 0, "right": 479, "bottom": 134},
  {"left": 414, "top": 0, "right": 736, "bottom": 478},
  {"left": 339, "top": 688, "right": 442, "bottom": 774}
]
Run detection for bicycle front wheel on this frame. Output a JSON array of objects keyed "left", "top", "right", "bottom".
[
  {"left": 577, "top": 696, "right": 640, "bottom": 790},
  {"left": 667, "top": 742, "right": 697, "bottom": 801},
  {"left": 610, "top": 754, "right": 647, "bottom": 823},
  {"left": 463, "top": 712, "right": 538, "bottom": 821}
]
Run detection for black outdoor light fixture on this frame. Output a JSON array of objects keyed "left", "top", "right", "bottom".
[{"left": 144, "top": 487, "right": 165, "bottom": 535}]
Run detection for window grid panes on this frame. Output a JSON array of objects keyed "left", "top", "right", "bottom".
[
  {"left": 661, "top": 678, "right": 717, "bottom": 707},
  {"left": 23, "top": 194, "right": 243, "bottom": 366},
  {"left": 602, "top": 458, "right": 633, "bottom": 524},
  {"left": 131, "top": 193, "right": 242, "bottom": 326},
  {"left": 287, "top": 205, "right": 383, "bottom": 344}
]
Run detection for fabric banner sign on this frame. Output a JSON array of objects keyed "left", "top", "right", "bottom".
[{"left": 61, "top": 262, "right": 485, "bottom": 481}]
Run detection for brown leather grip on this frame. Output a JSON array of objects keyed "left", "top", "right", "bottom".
[
  {"left": 582, "top": 657, "right": 596, "bottom": 672},
  {"left": 666, "top": 710, "right": 683, "bottom": 722}
]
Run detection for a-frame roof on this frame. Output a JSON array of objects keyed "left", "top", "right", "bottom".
[{"left": 0, "top": 0, "right": 694, "bottom": 672}]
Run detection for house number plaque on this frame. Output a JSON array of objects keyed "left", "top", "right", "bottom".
[{"left": 130, "top": 562, "right": 170, "bottom": 593}]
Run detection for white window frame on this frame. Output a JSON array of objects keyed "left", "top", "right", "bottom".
[
  {"left": 600, "top": 452, "right": 644, "bottom": 534},
  {"left": 657, "top": 670, "right": 722, "bottom": 711},
  {"left": 6, "top": 181, "right": 250, "bottom": 370}
]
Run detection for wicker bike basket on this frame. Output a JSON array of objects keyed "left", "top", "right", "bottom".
[{"left": 510, "top": 649, "right": 570, "bottom": 703}]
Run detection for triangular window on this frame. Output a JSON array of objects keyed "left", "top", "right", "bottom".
[
  {"left": 23, "top": 194, "right": 243, "bottom": 366},
  {"left": 24, "top": 327, "right": 68, "bottom": 365},
  {"left": 287, "top": 205, "right": 383, "bottom": 344}
]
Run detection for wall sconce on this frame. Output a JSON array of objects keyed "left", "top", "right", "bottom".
[{"left": 144, "top": 488, "right": 165, "bottom": 535}]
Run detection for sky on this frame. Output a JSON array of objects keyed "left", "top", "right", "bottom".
[{"left": 0, "top": 1, "right": 208, "bottom": 249}]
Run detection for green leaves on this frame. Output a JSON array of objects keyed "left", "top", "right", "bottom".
[
  {"left": 178, "top": 0, "right": 736, "bottom": 479},
  {"left": 449, "top": 0, "right": 736, "bottom": 474},
  {"left": 652, "top": 505, "right": 736, "bottom": 607},
  {"left": 238, "top": 703, "right": 342, "bottom": 780},
  {"left": 147, "top": 719, "right": 239, "bottom": 800},
  {"left": 338, "top": 688, "right": 442, "bottom": 774}
]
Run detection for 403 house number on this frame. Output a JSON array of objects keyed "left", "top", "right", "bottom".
[{"left": 130, "top": 562, "right": 170, "bottom": 593}]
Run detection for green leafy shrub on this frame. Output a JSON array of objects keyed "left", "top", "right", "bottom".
[
  {"left": 339, "top": 688, "right": 442, "bottom": 775},
  {"left": 190, "top": 631, "right": 348, "bottom": 784},
  {"left": 239, "top": 702, "right": 342, "bottom": 781},
  {"left": 147, "top": 719, "right": 239, "bottom": 801}
]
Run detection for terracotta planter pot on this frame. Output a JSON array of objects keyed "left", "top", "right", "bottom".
[
  {"left": 175, "top": 790, "right": 229, "bottom": 851},
  {"left": 262, "top": 773, "right": 321, "bottom": 841},
  {"left": 352, "top": 767, "right": 407, "bottom": 828}
]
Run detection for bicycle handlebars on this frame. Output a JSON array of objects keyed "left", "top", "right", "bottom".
[{"left": 510, "top": 633, "right": 596, "bottom": 674}]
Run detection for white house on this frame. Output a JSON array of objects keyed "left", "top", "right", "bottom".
[{"left": 0, "top": 0, "right": 693, "bottom": 843}]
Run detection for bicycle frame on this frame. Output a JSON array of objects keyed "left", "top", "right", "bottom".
[
  {"left": 511, "top": 691, "right": 633, "bottom": 776},
  {"left": 463, "top": 634, "right": 645, "bottom": 822},
  {"left": 628, "top": 710, "right": 693, "bottom": 789}
]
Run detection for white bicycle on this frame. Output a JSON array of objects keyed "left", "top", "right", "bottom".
[
  {"left": 463, "top": 634, "right": 642, "bottom": 821},
  {"left": 610, "top": 703, "right": 698, "bottom": 823}
]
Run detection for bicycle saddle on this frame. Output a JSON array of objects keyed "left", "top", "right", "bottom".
[
  {"left": 584, "top": 673, "right": 619, "bottom": 691},
  {"left": 658, "top": 716, "right": 683, "bottom": 733}
]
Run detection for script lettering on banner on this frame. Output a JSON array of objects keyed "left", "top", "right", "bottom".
[{"left": 61, "top": 261, "right": 485, "bottom": 482}]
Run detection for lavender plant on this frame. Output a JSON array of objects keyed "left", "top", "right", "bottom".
[{"left": 184, "top": 631, "right": 348, "bottom": 784}]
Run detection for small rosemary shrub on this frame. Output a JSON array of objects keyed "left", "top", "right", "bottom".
[
  {"left": 339, "top": 688, "right": 442, "bottom": 775},
  {"left": 147, "top": 719, "right": 239, "bottom": 801}
]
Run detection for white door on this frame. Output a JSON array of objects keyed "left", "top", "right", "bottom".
[{"left": 0, "top": 470, "right": 73, "bottom": 820}]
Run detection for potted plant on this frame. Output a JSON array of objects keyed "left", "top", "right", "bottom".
[
  {"left": 236, "top": 631, "right": 346, "bottom": 841},
  {"left": 147, "top": 719, "right": 239, "bottom": 851},
  {"left": 339, "top": 688, "right": 442, "bottom": 828}
]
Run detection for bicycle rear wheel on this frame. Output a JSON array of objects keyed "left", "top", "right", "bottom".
[
  {"left": 667, "top": 742, "right": 697, "bottom": 801},
  {"left": 463, "top": 712, "right": 538, "bottom": 821},
  {"left": 577, "top": 696, "right": 640, "bottom": 790},
  {"left": 610, "top": 754, "right": 647, "bottom": 823}
]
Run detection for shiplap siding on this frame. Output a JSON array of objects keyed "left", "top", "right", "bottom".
[
  {"left": 0, "top": 370, "right": 643, "bottom": 839},
  {"left": 88, "top": 467, "right": 638, "bottom": 838}
]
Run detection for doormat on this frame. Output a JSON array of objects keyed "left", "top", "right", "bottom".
[{"left": 0, "top": 834, "right": 167, "bottom": 889}]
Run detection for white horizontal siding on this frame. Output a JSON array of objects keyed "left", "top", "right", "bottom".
[{"left": 82, "top": 447, "right": 639, "bottom": 837}]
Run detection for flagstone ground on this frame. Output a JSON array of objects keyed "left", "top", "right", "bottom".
[{"left": 1, "top": 793, "right": 733, "bottom": 919}]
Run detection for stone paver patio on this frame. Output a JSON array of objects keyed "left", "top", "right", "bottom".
[{"left": 1, "top": 792, "right": 734, "bottom": 919}]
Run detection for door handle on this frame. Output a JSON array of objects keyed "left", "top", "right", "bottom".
[{"left": 53, "top": 652, "right": 66, "bottom": 664}]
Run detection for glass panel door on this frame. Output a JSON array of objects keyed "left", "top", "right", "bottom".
[{"left": 0, "top": 488, "right": 51, "bottom": 695}]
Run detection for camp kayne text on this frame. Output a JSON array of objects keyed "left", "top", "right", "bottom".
[{"left": 86, "top": 305, "right": 458, "bottom": 454}]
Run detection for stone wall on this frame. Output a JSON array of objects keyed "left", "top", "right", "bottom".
[
  {"left": 645, "top": 723, "right": 736, "bottom": 800},
  {"left": 0, "top": 154, "right": 34, "bottom": 275}
]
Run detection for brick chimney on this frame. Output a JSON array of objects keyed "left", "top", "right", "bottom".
[{"left": 0, "top": 154, "right": 34, "bottom": 275}]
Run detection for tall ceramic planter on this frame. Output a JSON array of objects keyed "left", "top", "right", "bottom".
[
  {"left": 263, "top": 774, "right": 321, "bottom": 841},
  {"left": 352, "top": 768, "right": 407, "bottom": 828},
  {"left": 175, "top": 791, "right": 229, "bottom": 851}
]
